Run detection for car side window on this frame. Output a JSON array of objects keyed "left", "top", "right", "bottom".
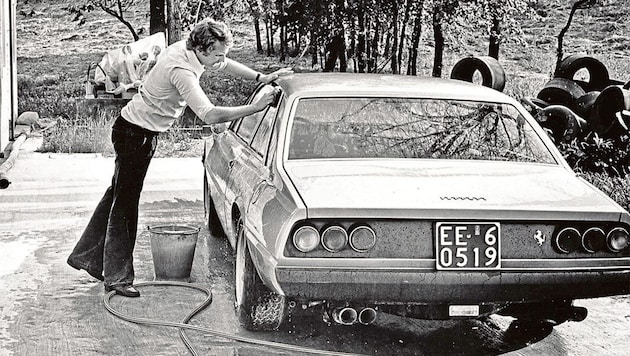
[
  {"left": 230, "top": 118, "right": 242, "bottom": 132},
  {"left": 235, "top": 85, "right": 276, "bottom": 143},
  {"left": 251, "top": 105, "right": 278, "bottom": 158},
  {"left": 236, "top": 111, "right": 262, "bottom": 143}
]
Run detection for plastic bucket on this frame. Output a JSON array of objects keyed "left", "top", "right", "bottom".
[{"left": 148, "top": 224, "right": 200, "bottom": 281}]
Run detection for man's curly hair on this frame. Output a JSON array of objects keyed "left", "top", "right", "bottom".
[{"left": 186, "top": 19, "right": 234, "bottom": 53}]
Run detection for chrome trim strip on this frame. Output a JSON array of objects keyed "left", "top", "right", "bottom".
[
  {"left": 276, "top": 257, "right": 630, "bottom": 271},
  {"left": 276, "top": 265, "right": 630, "bottom": 272}
]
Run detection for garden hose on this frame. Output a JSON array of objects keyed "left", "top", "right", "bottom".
[{"left": 103, "top": 281, "right": 363, "bottom": 356}]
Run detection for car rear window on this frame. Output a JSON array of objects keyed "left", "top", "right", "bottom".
[{"left": 287, "top": 97, "right": 557, "bottom": 164}]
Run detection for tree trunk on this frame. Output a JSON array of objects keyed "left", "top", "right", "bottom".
[
  {"left": 396, "top": 0, "right": 411, "bottom": 74},
  {"left": 265, "top": 18, "right": 272, "bottom": 56},
  {"left": 390, "top": 1, "right": 399, "bottom": 74},
  {"left": 349, "top": 29, "right": 357, "bottom": 72},
  {"left": 488, "top": 16, "right": 500, "bottom": 59},
  {"left": 432, "top": 7, "right": 444, "bottom": 78},
  {"left": 369, "top": 20, "right": 379, "bottom": 73},
  {"left": 357, "top": 7, "right": 366, "bottom": 73},
  {"left": 254, "top": 18, "right": 263, "bottom": 53},
  {"left": 311, "top": 31, "right": 318, "bottom": 67},
  {"left": 166, "top": 0, "right": 181, "bottom": 45},
  {"left": 555, "top": 0, "right": 589, "bottom": 75},
  {"left": 279, "top": 0, "right": 286, "bottom": 61},
  {"left": 269, "top": 19, "right": 275, "bottom": 55},
  {"left": 280, "top": 24, "right": 286, "bottom": 61},
  {"left": 407, "top": 9, "right": 422, "bottom": 75},
  {"left": 150, "top": 0, "right": 166, "bottom": 35}
]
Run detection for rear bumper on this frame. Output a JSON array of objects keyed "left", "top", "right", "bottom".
[{"left": 275, "top": 267, "right": 630, "bottom": 303}]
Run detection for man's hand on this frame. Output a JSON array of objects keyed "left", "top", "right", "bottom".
[
  {"left": 253, "top": 88, "right": 280, "bottom": 111},
  {"left": 259, "top": 68, "right": 294, "bottom": 84}
]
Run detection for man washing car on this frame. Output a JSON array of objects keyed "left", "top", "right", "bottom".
[{"left": 67, "top": 18, "right": 292, "bottom": 297}]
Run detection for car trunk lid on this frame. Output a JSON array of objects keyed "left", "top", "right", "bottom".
[{"left": 282, "top": 159, "right": 623, "bottom": 220}]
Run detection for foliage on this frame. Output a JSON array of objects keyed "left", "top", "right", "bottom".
[
  {"left": 179, "top": 0, "right": 247, "bottom": 30},
  {"left": 86, "top": 0, "right": 141, "bottom": 41},
  {"left": 39, "top": 110, "right": 202, "bottom": 158},
  {"left": 40, "top": 111, "right": 115, "bottom": 154},
  {"left": 240, "top": 0, "right": 540, "bottom": 75},
  {"left": 455, "top": 0, "right": 534, "bottom": 50},
  {"left": 17, "top": 74, "right": 83, "bottom": 119},
  {"left": 558, "top": 134, "right": 630, "bottom": 177},
  {"left": 580, "top": 171, "right": 630, "bottom": 212}
]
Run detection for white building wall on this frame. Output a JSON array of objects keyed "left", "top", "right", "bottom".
[{"left": 0, "top": 0, "right": 17, "bottom": 153}]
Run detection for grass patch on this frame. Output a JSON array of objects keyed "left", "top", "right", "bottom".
[{"left": 40, "top": 111, "right": 115, "bottom": 154}]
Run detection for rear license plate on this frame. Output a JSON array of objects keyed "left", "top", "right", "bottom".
[{"left": 435, "top": 222, "right": 501, "bottom": 270}]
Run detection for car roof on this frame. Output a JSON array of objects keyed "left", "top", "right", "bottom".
[{"left": 274, "top": 73, "right": 514, "bottom": 103}]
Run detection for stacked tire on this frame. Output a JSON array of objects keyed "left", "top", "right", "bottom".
[
  {"left": 450, "top": 56, "right": 507, "bottom": 92},
  {"left": 521, "top": 54, "right": 630, "bottom": 142}
]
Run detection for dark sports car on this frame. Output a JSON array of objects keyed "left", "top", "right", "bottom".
[{"left": 202, "top": 73, "right": 630, "bottom": 331}]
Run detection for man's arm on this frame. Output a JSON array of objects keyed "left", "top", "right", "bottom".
[
  {"left": 223, "top": 58, "right": 294, "bottom": 84},
  {"left": 223, "top": 58, "right": 260, "bottom": 81},
  {"left": 171, "top": 67, "right": 275, "bottom": 125},
  {"left": 204, "top": 100, "right": 269, "bottom": 124}
]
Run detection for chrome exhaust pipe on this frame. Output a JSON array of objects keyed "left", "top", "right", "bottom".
[
  {"left": 358, "top": 307, "right": 377, "bottom": 325},
  {"left": 331, "top": 307, "right": 358, "bottom": 325}
]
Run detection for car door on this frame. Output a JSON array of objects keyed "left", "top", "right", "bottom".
[
  {"left": 205, "top": 118, "right": 246, "bottom": 232},
  {"left": 223, "top": 85, "right": 278, "bottom": 242},
  {"left": 205, "top": 85, "right": 267, "bottom": 233},
  {"left": 240, "top": 100, "right": 280, "bottom": 243}
]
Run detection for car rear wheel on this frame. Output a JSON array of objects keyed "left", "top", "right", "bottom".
[
  {"left": 234, "top": 216, "right": 287, "bottom": 331},
  {"left": 203, "top": 173, "right": 224, "bottom": 237}
]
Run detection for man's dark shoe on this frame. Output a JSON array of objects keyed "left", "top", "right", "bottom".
[
  {"left": 105, "top": 284, "right": 141, "bottom": 298},
  {"left": 67, "top": 258, "right": 104, "bottom": 281}
]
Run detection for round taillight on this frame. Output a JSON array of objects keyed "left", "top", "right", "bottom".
[
  {"left": 607, "top": 227, "right": 630, "bottom": 252},
  {"left": 349, "top": 226, "right": 376, "bottom": 252},
  {"left": 293, "top": 226, "right": 320, "bottom": 252},
  {"left": 582, "top": 227, "right": 607, "bottom": 253},
  {"left": 321, "top": 226, "right": 348, "bottom": 252},
  {"left": 554, "top": 227, "right": 581, "bottom": 254}
]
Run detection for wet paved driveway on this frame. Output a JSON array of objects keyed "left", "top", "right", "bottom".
[{"left": 0, "top": 149, "right": 629, "bottom": 355}]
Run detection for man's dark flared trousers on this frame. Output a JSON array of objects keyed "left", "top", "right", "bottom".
[{"left": 68, "top": 117, "right": 157, "bottom": 287}]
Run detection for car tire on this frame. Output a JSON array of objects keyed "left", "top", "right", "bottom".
[
  {"left": 588, "top": 85, "right": 630, "bottom": 138},
  {"left": 520, "top": 96, "right": 549, "bottom": 116},
  {"left": 450, "top": 56, "right": 506, "bottom": 92},
  {"left": 574, "top": 91, "right": 600, "bottom": 119},
  {"left": 535, "top": 104, "right": 587, "bottom": 143},
  {"left": 536, "top": 78, "right": 586, "bottom": 113},
  {"left": 555, "top": 54, "right": 610, "bottom": 92},
  {"left": 234, "top": 216, "right": 287, "bottom": 331},
  {"left": 203, "top": 173, "right": 224, "bottom": 238}
]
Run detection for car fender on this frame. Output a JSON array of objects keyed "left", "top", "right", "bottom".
[{"left": 243, "top": 214, "right": 284, "bottom": 294}]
